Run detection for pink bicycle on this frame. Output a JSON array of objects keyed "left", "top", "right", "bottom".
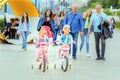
[{"left": 32, "top": 41, "right": 49, "bottom": 72}]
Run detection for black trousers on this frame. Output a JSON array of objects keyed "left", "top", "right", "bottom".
[
  {"left": 94, "top": 32, "right": 106, "bottom": 58},
  {"left": 4, "top": 31, "right": 11, "bottom": 38},
  {"left": 11, "top": 29, "right": 17, "bottom": 39}
]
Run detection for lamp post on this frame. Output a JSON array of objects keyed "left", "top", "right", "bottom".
[
  {"left": 49, "top": 0, "right": 54, "bottom": 11},
  {"left": 4, "top": 3, "right": 7, "bottom": 27},
  {"left": 35, "top": 0, "right": 37, "bottom": 8},
  {"left": 59, "top": 0, "right": 69, "bottom": 12},
  {"left": 46, "top": 0, "right": 47, "bottom": 11}
]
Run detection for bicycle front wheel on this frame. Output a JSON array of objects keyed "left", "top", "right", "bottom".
[
  {"left": 41, "top": 55, "right": 46, "bottom": 72},
  {"left": 61, "top": 56, "right": 68, "bottom": 72}
]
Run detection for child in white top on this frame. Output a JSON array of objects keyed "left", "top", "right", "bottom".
[{"left": 58, "top": 25, "right": 73, "bottom": 58}]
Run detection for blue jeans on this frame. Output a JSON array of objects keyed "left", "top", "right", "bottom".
[
  {"left": 80, "top": 29, "right": 89, "bottom": 53},
  {"left": 109, "top": 26, "right": 114, "bottom": 38},
  {"left": 21, "top": 31, "right": 28, "bottom": 49},
  {"left": 54, "top": 28, "right": 59, "bottom": 45},
  {"left": 54, "top": 29, "right": 59, "bottom": 40},
  {"left": 109, "top": 26, "right": 114, "bottom": 34},
  {"left": 70, "top": 32, "right": 78, "bottom": 59},
  {"left": 80, "top": 34, "right": 89, "bottom": 53}
]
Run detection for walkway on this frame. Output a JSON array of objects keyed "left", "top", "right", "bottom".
[{"left": 0, "top": 29, "right": 120, "bottom": 80}]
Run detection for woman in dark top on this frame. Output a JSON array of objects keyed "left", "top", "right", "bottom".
[
  {"left": 11, "top": 18, "right": 20, "bottom": 39},
  {"left": 4, "top": 18, "right": 14, "bottom": 39},
  {"left": 37, "top": 9, "right": 56, "bottom": 41}
]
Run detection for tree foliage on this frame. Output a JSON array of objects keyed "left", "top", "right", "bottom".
[
  {"left": 103, "top": 8, "right": 113, "bottom": 15},
  {"left": 0, "top": 18, "right": 4, "bottom": 30},
  {"left": 116, "top": 11, "right": 120, "bottom": 17},
  {"left": 88, "top": 0, "right": 120, "bottom": 9},
  {"left": 101, "top": 0, "right": 120, "bottom": 9}
]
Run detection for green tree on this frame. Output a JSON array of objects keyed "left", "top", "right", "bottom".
[
  {"left": 90, "top": 2, "right": 101, "bottom": 8},
  {"left": 87, "top": 0, "right": 120, "bottom": 9},
  {"left": 101, "top": 0, "right": 120, "bottom": 9},
  {"left": 103, "top": 8, "right": 113, "bottom": 15},
  {"left": 116, "top": 11, "right": 120, "bottom": 18},
  {"left": 0, "top": 19, "right": 4, "bottom": 30},
  {"left": 87, "top": 0, "right": 102, "bottom": 7}
]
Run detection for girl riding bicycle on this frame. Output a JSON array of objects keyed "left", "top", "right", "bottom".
[{"left": 34, "top": 27, "right": 49, "bottom": 62}]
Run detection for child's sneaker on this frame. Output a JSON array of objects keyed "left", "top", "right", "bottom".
[
  {"left": 24, "top": 48, "right": 27, "bottom": 51},
  {"left": 36, "top": 59, "right": 39, "bottom": 62}
]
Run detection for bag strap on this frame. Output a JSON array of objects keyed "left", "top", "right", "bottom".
[
  {"left": 69, "top": 14, "right": 77, "bottom": 32},
  {"left": 70, "top": 14, "right": 77, "bottom": 26}
]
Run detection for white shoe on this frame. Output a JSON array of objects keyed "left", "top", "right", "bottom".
[
  {"left": 69, "top": 55, "right": 72, "bottom": 59},
  {"left": 86, "top": 54, "right": 91, "bottom": 58},
  {"left": 22, "top": 48, "right": 27, "bottom": 51},
  {"left": 68, "top": 60, "right": 71, "bottom": 65},
  {"left": 79, "top": 51, "right": 82, "bottom": 57},
  {"left": 24, "top": 48, "right": 27, "bottom": 51}
]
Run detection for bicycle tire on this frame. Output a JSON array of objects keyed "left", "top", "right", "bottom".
[
  {"left": 31, "top": 65, "right": 33, "bottom": 69},
  {"left": 54, "top": 64, "right": 56, "bottom": 69},
  {"left": 42, "top": 55, "right": 46, "bottom": 72},
  {"left": 46, "top": 64, "right": 48, "bottom": 69},
  {"left": 39, "top": 63, "right": 42, "bottom": 70},
  {"left": 61, "top": 56, "right": 68, "bottom": 72}
]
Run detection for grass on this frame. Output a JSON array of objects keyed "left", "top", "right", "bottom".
[
  {"left": 115, "top": 21, "right": 120, "bottom": 29},
  {"left": 0, "top": 18, "right": 4, "bottom": 30}
]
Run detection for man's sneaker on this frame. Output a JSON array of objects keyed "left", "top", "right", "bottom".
[
  {"left": 96, "top": 57, "right": 101, "bottom": 60},
  {"left": 101, "top": 57, "right": 106, "bottom": 60},
  {"left": 73, "top": 57, "right": 77, "bottom": 60}
]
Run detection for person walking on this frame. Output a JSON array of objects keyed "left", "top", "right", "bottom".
[
  {"left": 109, "top": 17, "right": 115, "bottom": 37},
  {"left": 53, "top": 14, "right": 60, "bottom": 45},
  {"left": 37, "top": 9, "right": 56, "bottom": 42},
  {"left": 88, "top": 5, "right": 108, "bottom": 60},
  {"left": 17, "top": 12, "right": 30, "bottom": 51},
  {"left": 80, "top": 10, "right": 92, "bottom": 58},
  {"left": 64, "top": 4, "right": 84, "bottom": 59},
  {"left": 59, "top": 12, "right": 65, "bottom": 35},
  {"left": 4, "top": 18, "right": 14, "bottom": 39}
]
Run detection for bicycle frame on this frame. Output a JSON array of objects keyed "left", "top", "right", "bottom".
[
  {"left": 38, "top": 42, "right": 48, "bottom": 62},
  {"left": 59, "top": 44, "right": 70, "bottom": 59}
]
